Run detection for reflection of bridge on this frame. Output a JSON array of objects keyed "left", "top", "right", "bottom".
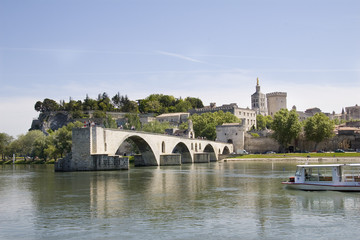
[{"left": 55, "top": 126, "right": 233, "bottom": 171}]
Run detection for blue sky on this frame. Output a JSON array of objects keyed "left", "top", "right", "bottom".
[{"left": 0, "top": 0, "right": 359, "bottom": 137}]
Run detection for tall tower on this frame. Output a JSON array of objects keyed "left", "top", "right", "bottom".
[
  {"left": 266, "top": 92, "right": 287, "bottom": 117},
  {"left": 251, "top": 78, "right": 267, "bottom": 115}
]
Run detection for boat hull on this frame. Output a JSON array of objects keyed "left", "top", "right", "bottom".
[{"left": 282, "top": 182, "right": 360, "bottom": 192}]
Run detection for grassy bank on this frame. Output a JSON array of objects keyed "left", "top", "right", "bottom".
[{"left": 233, "top": 152, "right": 360, "bottom": 159}]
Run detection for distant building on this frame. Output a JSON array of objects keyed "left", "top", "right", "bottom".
[
  {"left": 345, "top": 105, "right": 360, "bottom": 120},
  {"left": 156, "top": 112, "right": 189, "bottom": 126},
  {"left": 189, "top": 103, "right": 256, "bottom": 131},
  {"left": 266, "top": 92, "right": 287, "bottom": 117},
  {"left": 251, "top": 78, "right": 267, "bottom": 115}
]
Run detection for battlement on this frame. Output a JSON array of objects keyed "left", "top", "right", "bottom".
[{"left": 266, "top": 92, "right": 287, "bottom": 97}]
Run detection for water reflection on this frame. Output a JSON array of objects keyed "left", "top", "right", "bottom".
[{"left": 2, "top": 162, "right": 360, "bottom": 239}]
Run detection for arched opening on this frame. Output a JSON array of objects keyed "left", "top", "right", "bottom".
[
  {"left": 116, "top": 135, "right": 157, "bottom": 166},
  {"left": 204, "top": 144, "right": 217, "bottom": 162},
  {"left": 172, "top": 142, "right": 192, "bottom": 163},
  {"left": 222, "top": 146, "right": 230, "bottom": 155},
  {"left": 227, "top": 139, "right": 233, "bottom": 144},
  {"left": 162, "top": 141, "right": 165, "bottom": 153}
]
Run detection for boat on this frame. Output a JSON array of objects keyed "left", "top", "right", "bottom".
[{"left": 282, "top": 163, "right": 360, "bottom": 191}]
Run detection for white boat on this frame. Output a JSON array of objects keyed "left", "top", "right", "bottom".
[{"left": 282, "top": 163, "right": 360, "bottom": 191}]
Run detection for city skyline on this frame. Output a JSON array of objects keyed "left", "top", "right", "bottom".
[{"left": 1, "top": 0, "right": 359, "bottom": 137}]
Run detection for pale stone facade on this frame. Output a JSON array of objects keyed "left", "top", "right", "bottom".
[
  {"left": 156, "top": 112, "right": 189, "bottom": 125},
  {"left": 216, "top": 123, "right": 245, "bottom": 153},
  {"left": 266, "top": 92, "right": 287, "bottom": 117}
]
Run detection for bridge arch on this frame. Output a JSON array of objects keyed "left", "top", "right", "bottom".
[
  {"left": 117, "top": 134, "right": 158, "bottom": 166},
  {"left": 203, "top": 144, "right": 217, "bottom": 161},
  {"left": 172, "top": 142, "right": 193, "bottom": 163},
  {"left": 222, "top": 146, "right": 231, "bottom": 154}
]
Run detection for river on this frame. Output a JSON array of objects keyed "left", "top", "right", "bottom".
[{"left": 1, "top": 161, "right": 360, "bottom": 240}]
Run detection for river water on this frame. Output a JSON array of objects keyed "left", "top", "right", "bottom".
[{"left": 1, "top": 161, "right": 360, "bottom": 240}]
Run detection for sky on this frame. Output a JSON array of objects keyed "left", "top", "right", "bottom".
[{"left": 0, "top": 0, "right": 359, "bottom": 137}]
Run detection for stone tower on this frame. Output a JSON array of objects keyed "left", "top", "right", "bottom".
[
  {"left": 251, "top": 78, "right": 267, "bottom": 115},
  {"left": 266, "top": 92, "right": 287, "bottom": 117}
]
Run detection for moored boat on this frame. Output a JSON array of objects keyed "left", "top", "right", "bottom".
[{"left": 282, "top": 164, "right": 360, "bottom": 191}]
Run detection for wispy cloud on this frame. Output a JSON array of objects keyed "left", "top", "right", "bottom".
[{"left": 156, "top": 51, "right": 205, "bottom": 63}]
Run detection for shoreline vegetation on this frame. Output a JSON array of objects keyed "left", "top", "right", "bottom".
[
  {"left": 224, "top": 152, "right": 360, "bottom": 162},
  {"left": 0, "top": 156, "right": 136, "bottom": 165},
  {"left": 2, "top": 153, "right": 360, "bottom": 165}
]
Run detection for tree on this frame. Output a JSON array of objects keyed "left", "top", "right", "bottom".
[
  {"left": 304, "top": 113, "right": 335, "bottom": 150},
  {"left": 190, "top": 111, "right": 240, "bottom": 140},
  {"left": 124, "top": 113, "right": 141, "bottom": 130},
  {"left": 142, "top": 121, "right": 171, "bottom": 134},
  {"left": 185, "top": 97, "right": 204, "bottom": 109},
  {"left": 42, "top": 98, "right": 60, "bottom": 112},
  {"left": 256, "top": 114, "right": 266, "bottom": 130},
  {"left": 0, "top": 133, "right": 13, "bottom": 160},
  {"left": 103, "top": 115, "right": 117, "bottom": 129},
  {"left": 175, "top": 99, "right": 192, "bottom": 112},
  {"left": 271, "top": 109, "right": 301, "bottom": 152}
]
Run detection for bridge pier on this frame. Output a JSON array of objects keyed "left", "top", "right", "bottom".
[
  {"left": 193, "top": 153, "right": 211, "bottom": 163},
  {"left": 160, "top": 154, "right": 181, "bottom": 166}
]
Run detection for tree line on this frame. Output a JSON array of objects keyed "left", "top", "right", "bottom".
[
  {"left": 263, "top": 109, "right": 335, "bottom": 152},
  {"left": 34, "top": 93, "right": 204, "bottom": 116}
]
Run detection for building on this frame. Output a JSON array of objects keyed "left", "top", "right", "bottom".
[
  {"left": 156, "top": 112, "right": 189, "bottom": 126},
  {"left": 251, "top": 78, "right": 267, "bottom": 115},
  {"left": 216, "top": 123, "right": 245, "bottom": 153},
  {"left": 189, "top": 103, "right": 256, "bottom": 131},
  {"left": 266, "top": 92, "right": 287, "bottom": 117},
  {"left": 345, "top": 105, "right": 360, "bottom": 120}
]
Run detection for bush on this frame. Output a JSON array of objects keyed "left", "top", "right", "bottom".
[
  {"left": 14, "top": 160, "right": 27, "bottom": 164},
  {"left": 46, "top": 159, "right": 55, "bottom": 164},
  {"left": 250, "top": 133, "right": 260, "bottom": 138}
]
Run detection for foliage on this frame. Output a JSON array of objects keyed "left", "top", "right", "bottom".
[
  {"left": 256, "top": 115, "right": 273, "bottom": 130},
  {"left": 34, "top": 93, "right": 201, "bottom": 120},
  {"left": 0, "top": 133, "right": 13, "bottom": 160},
  {"left": 250, "top": 133, "right": 260, "bottom": 138},
  {"left": 124, "top": 113, "right": 141, "bottom": 130},
  {"left": 103, "top": 115, "right": 118, "bottom": 129},
  {"left": 142, "top": 121, "right": 171, "bottom": 134},
  {"left": 271, "top": 109, "right": 302, "bottom": 151},
  {"left": 190, "top": 111, "right": 240, "bottom": 140},
  {"left": 304, "top": 113, "right": 335, "bottom": 150}
]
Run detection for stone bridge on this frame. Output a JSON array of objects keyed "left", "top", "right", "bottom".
[{"left": 55, "top": 126, "right": 233, "bottom": 171}]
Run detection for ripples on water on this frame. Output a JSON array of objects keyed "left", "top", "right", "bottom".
[{"left": 1, "top": 162, "right": 360, "bottom": 240}]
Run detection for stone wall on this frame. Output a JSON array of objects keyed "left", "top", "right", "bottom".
[{"left": 244, "top": 134, "right": 280, "bottom": 153}]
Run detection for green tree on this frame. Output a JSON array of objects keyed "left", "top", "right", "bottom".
[
  {"left": 42, "top": 98, "right": 60, "bottom": 112},
  {"left": 190, "top": 111, "right": 240, "bottom": 140},
  {"left": 142, "top": 121, "right": 171, "bottom": 134},
  {"left": 184, "top": 97, "right": 204, "bottom": 109},
  {"left": 304, "top": 113, "right": 335, "bottom": 150},
  {"left": 271, "top": 109, "right": 302, "bottom": 152},
  {"left": 9, "top": 130, "right": 45, "bottom": 159},
  {"left": 265, "top": 115, "right": 273, "bottom": 129},
  {"left": 175, "top": 99, "right": 192, "bottom": 112},
  {"left": 104, "top": 115, "right": 117, "bottom": 129},
  {"left": 124, "top": 113, "right": 141, "bottom": 130},
  {"left": 0, "top": 133, "right": 13, "bottom": 160},
  {"left": 256, "top": 114, "right": 266, "bottom": 130}
]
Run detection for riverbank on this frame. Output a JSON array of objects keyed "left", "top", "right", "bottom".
[{"left": 222, "top": 152, "right": 360, "bottom": 163}]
